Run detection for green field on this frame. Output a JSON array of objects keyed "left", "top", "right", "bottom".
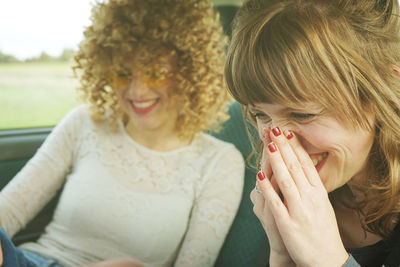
[{"left": 0, "top": 62, "right": 80, "bottom": 130}]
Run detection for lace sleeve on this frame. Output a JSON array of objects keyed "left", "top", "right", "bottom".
[
  {"left": 174, "top": 144, "right": 245, "bottom": 267},
  {"left": 0, "top": 106, "right": 84, "bottom": 236}
]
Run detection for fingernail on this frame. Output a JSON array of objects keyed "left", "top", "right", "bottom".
[
  {"left": 257, "top": 171, "right": 266, "bottom": 181},
  {"left": 286, "top": 130, "right": 294, "bottom": 140},
  {"left": 272, "top": 126, "right": 281, "bottom": 137},
  {"left": 268, "top": 142, "right": 277, "bottom": 153}
]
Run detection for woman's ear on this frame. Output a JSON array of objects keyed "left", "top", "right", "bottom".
[{"left": 391, "top": 65, "right": 400, "bottom": 77}]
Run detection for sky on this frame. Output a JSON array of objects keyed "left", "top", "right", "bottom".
[
  {"left": 0, "top": 0, "right": 94, "bottom": 60},
  {"left": 1, "top": 0, "right": 399, "bottom": 60}
]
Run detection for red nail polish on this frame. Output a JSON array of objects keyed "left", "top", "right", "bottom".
[
  {"left": 286, "top": 131, "right": 294, "bottom": 140},
  {"left": 257, "top": 171, "right": 266, "bottom": 181},
  {"left": 268, "top": 142, "right": 277, "bottom": 153},
  {"left": 272, "top": 126, "right": 281, "bottom": 137}
]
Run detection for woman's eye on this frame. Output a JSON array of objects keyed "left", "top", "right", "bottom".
[
  {"left": 290, "top": 113, "right": 316, "bottom": 121},
  {"left": 249, "top": 109, "right": 270, "bottom": 121},
  {"left": 254, "top": 113, "right": 267, "bottom": 118},
  {"left": 114, "top": 69, "right": 131, "bottom": 77},
  {"left": 254, "top": 113, "right": 271, "bottom": 122}
]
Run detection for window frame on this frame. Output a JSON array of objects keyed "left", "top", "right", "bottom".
[{"left": 0, "top": 127, "right": 51, "bottom": 162}]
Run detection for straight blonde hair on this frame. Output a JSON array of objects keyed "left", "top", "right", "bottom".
[{"left": 225, "top": 0, "right": 400, "bottom": 237}]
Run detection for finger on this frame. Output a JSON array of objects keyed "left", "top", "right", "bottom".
[
  {"left": 266, "top": 141, "right": 302, "bottom": 207},
  {"left": 255, "top": 180, "right": 286, "bottom": 248},
  {"left": 270, "top": 174, "right": 280, "bottom": 196},
  {"left": 261, "top": 150, "right": 273, "bottom": 178},
  {"left": 270, "top": 127, "right": 309, "bottom": 193},
  {"left": 262, "top": 127, "right": 272, "bottom": 144},
  {"left": 256, "top": 171, "right": 290, "bottom": 224},
  {"left": 285, "top": 130, "right": 324, "bottom": 188},
  {"left": 250, "top": 188, "right": 265, "bottom": 219},
  {"left": 250, "top": 187, "right": 264, "bottom": 204},
  {"left": 261, "top": 131, "right": 280, "bottom": 197},
  {"left": 261, "top": 147, "right": 279, "bottom": 200},
  {"left": 261, "top": 128, "right": 273, "bottom": 178}
]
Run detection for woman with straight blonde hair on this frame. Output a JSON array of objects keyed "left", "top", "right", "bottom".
[{"left": 225, "top": 0, "right": 400, "bottom": 266}]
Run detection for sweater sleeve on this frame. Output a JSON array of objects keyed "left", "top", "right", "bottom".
[
  {"left": 343, "top": 254, "right": 361, "bottom": 267},
  {"left": 0, "top": 106, "right": 85, "bottom": 236},
  {"left": 173, "top": 144, "right": 245, "bottom": 267}
]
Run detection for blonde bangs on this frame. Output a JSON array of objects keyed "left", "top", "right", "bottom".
[{"left": 226, "top": 1, "right": 377, "bottom": 128}]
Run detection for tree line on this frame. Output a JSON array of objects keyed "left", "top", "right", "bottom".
[{"left": 0, "top": 48, "right": 75, "bottom": 63}]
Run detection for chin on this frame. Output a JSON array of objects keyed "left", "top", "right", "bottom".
[{"left": 319, "top": 175, "right": 336, "bottom": 193}]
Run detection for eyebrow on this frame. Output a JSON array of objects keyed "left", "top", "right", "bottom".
[
  {"left": 249, "top": 105, "right": 295, "bottom": 114},
  {"left": 247, "top": 106, "right": 260, "bottom": 113}
]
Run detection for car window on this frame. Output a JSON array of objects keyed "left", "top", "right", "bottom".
[
  {"left": 0, "top": 0, "right": 243, "bottom": 130},
  {"left": 0, "top": 0, "right": 92, "bottom": 130}
]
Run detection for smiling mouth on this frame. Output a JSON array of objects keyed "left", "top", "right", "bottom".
[
  {"left": 131, "top": 99, "right": 158, "bottom": 109},
  {"left": 129, "top": 99, "right": 159, "bottom": 114},
  {"left": 311, "top": 152, "right": 328, "bottom": 167}
]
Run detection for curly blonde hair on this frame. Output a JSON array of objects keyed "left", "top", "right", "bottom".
[
  {"left": 226, "top": 0, "right": 400, "bottom": 238},
  {"left": 74, "top": 0, "right": 231, "bottom": 141}
]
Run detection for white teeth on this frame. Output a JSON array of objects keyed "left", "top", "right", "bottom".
[
  {"left": 312, "top": 158, "right": 319, "bottom": 166},
  {"left": 132, "top": 100, "right": 157, "bottom": 109},
  {"left": 312, "top": 152, "right": 328, "bottom": 166}
]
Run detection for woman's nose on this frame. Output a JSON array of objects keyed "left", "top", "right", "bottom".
[{"left": 127, "top": 76, "right": 150, "bottom": 98}]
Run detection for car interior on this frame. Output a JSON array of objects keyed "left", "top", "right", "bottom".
[{"left": 0, "top": 1, "right": 269, "bottom": 266}]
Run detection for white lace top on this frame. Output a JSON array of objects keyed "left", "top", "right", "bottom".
[{"left": 0, "top": 106, "right": 245, "bottom": 267}]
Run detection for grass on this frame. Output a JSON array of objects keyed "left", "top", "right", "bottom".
[{"left": 0, "top": 62, "right": 80, "bottom": 130}]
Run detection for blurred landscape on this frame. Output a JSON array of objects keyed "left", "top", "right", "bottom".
[{"left": 0, "top": 49, "right": 79, "bottom": 129}]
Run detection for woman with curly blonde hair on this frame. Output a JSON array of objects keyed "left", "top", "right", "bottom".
[
  {"left": 0, "top": 0, "right": 245, "bottom": 266},
  {"left": 225, "top": 0, "right": 400, "bottom": 266}
]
